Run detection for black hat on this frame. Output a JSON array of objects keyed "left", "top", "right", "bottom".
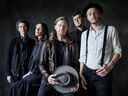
[
  {"left": 52, "top": 65, "right": 79, "bottom": 93},
  {"left": 72, "top": 8, "right": 84, "bottom": 17},
  {"left": 83, "top": 3, "right": 104, "bottom": 14}
]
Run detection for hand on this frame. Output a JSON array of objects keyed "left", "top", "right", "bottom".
[
  {"left": 80, "top": 72, "right": 87, "bottom": 90},
  {"left": 69, "top": 83, "right": 79, "bottom": 93},
  {"left": 22, "top": 71, "right": 32, "bottom": 79},
  {"left": 96, "top": 64, "right": 113, "bottom": 77},
  {"left": 48, "top": 74, "right": 59, "bottom": 85},
  {"left": 7, "top": 75, "right": 11, "bottom": 83}
]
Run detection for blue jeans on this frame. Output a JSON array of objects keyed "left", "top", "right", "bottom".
[{"left": 84, "top": 66, "right": 112, "bottom": 96}]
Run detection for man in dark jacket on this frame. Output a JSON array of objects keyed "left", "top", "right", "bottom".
[
  {"left": 70, "top": 9, "right": 88, "bottom": 59},
  {"left": 70, "top": 9, "right": 88, "bottom": 96},
  {"left": 6, "top": 20, "right": 35, "bottom": 96}
]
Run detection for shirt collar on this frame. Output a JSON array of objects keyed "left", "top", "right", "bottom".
[{"left": 90, "top": 24, "right": 104, "bottom": 32}]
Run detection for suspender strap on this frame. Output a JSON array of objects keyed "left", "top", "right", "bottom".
[
  {"left": 100, "top": 25, "right": 108, "bottom": 66},
  {"left": 85, "top": 28, "right": 90, "bottom": 64}
]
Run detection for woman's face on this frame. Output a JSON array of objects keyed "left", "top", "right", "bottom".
[
  {"left": 35, "top": 24, "right": 44, "bottom": 38},
  {"left": 55, "top": 20, "right": 68, "bottom": 37}
]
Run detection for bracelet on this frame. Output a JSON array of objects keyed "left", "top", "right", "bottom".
[
  {"left": 109, "top": 61, "right": 116, "bottom": 69},
  {"left": 110, "top": 61, "right": 116, "bottom": 65}
]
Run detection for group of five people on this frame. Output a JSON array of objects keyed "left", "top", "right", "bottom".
[{"left": 6, "top": 3, "right": 122, "bottom": 96}]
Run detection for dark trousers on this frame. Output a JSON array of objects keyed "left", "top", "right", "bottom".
[
  {"left": 9, "top": 76, "right": 22, "bottom": 96},
  {"left": 19, "top": 74, "right": 41, "bottom": 96},
  {"left": 84, "top": 66, "right": 112, "bottom": 96},
  {"left": 9, "top": 74, "right": 41, "bottom": 96},
  {"left": 37, "top": 80, "right": 75, "bottom": 96},
  {"left": 9, "top": 81, "right": 20, "bottom": 96}
]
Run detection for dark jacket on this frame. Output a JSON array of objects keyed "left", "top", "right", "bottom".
[
  {"left": 70, "top": 26, "right": 88, "bottom": 58},
  {"left": 69, "top": 26, "right": 88, "bottom": 72},
  {"left": 39, "top": 32, "right": 78, "bottom": 80},
  {"left": 6, "top": 36, "right": 35, "bottom": 81},
  {"left": 29, "top": 38, "right": 47, "bottom": 75}
]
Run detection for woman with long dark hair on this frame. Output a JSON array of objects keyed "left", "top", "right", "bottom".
[{"left": 38, "top": 17, "right": 79, "bottom": 96}]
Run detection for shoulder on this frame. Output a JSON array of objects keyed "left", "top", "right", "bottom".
[
  {"left": 69, "top": 31, "right": 77, "bottom": 38},
  {"left": 81, "top": 29, "right": 88, "bottom": 37},
  {"left": 69, "top": 31, "right": 76, "bottom": 35},
  {"left": 45, "top": 40, "right": 53, "bottom": 49},
  {"left": 27, "top": 37, "right": 35, "bottom": 47},
  {"left": 28, "top": 37, "right": 35, "bottom": 43},
  {"left": 43, "top": 40, "right": 49, "bottom": 47},
  {"left": 106, "top": 25, "right": 118, "bottom": 35},
  {"left": 9, "top": 37, "right": 18, "bottom": 45},
  {"left": 107, "top": 25, "right": 116, "bottom": 30}
]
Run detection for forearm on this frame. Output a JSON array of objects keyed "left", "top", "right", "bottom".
[
  {"left": 80, "top": 63, "right": 85, "bottom": 74},
  {"left": 109, "top": 53, "right": 121, "bottom": 67},
  {"left": 39, "top": 64, "right": 49, "bottom": 78}
]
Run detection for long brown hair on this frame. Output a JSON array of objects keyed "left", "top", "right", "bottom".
[{"left": 49, "top": 16, "right": 72, "bottom": 45}]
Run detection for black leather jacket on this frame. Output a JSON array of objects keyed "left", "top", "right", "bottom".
[{"left": 39, "top": 35, "right": 78, "bottom": 80}]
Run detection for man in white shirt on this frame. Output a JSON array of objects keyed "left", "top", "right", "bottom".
[{"left": 79, "top": 3, "right": 122, "bottom": 96}]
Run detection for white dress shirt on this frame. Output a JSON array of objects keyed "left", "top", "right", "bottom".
[{"left": 79, "top": 25, "right": 122, "bottom": 70}]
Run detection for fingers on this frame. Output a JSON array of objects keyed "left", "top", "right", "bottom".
[
  {"left": 80, "top": 74, "right": 87, "bottom": 90},
  {"left": 81, "top": 79, "right": 87, "bottom": 90},
  {"left": 80, "top": 74, "right": 87, "bottom": 85},
  {"left": 7, "top": 76, "right": 11, "bottom": 83},
  {"left": 23, "top": 74, "right": 28, "bottom": 79},
  {"left": 50, "top": 74, "right": 57, "bottom": 78},
  {"left": 48, "top": 74, "right": 59, "bottom": 85},
  {"left": 96, "top": 69, "right": 108, "bottom": 77},
  {"left": 22, "top": 72, "right": 31, "bottom": 79},
  {"left": 96, "top": 65, "right": 109, "bottom": 77},
  {"left": 69, "top": 83, "right": 79, "bottom": 92},
  {"left": 96, "top": 64, "right": 107, "bottom": 73}
]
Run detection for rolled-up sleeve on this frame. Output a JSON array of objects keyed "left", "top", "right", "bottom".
[
  {"left": 79, "top": 31, "right": 87, "bottom": 64},
  {"left": 111, "top": 26, "right": 122, "bottom": 58}
]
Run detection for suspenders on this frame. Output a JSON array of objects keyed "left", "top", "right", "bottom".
[
  {"left": 85, "top": 27, "right": 89, "bottom": 65},
  {"left": 85, "top": 25, "right": 108, "bottom": 66},
  {"left": 100, "top": 25, "right": 108, "bottom": 66}
]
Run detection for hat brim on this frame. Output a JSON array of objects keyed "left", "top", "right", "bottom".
[{"left": 53, "top": 65, "right": 79, "bottom": 93}]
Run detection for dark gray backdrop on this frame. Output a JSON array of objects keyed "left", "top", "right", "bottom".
[{"left": 0, "top": 0, "right": 128, "bottom": 96}]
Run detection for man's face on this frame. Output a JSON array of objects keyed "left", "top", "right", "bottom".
[
  {"left": 35, "top": 24, "right": 44, "bottom": 38},
  {"left": 55, "top": 20, "right": 68, "bottom": 37},
  {"left": 18, "top": 22, "right": 28, "bottom": 37},
  {"left": 86, "top": 8, "right": 102, "bottom": 24},
  {"left": 73, "top": 15, "right": 83, "bottom": 27}
]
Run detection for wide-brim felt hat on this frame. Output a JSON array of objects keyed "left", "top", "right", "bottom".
[{"left": 52, "top": 65, "right": 79, "bottom": 94}]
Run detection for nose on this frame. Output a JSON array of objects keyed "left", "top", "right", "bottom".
[
  {"left": 76, "top": 19, "right": 79, "bottom": 22},
  {"left": 21, "top": 26, "right": 27, "bottom": 31},
  {"left": 59, "top": 26, "right": 63, "bottom": 30}
]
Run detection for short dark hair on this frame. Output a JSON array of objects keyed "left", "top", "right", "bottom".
[
  {"left": 83, "top": 3, "right": 104, "bottom": 14},
  {"left": 72, "top": 9, "right": 84, "bottom": 17},
  {"left": 16, "top": 20, "right": 30, "bottom": 30}
]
